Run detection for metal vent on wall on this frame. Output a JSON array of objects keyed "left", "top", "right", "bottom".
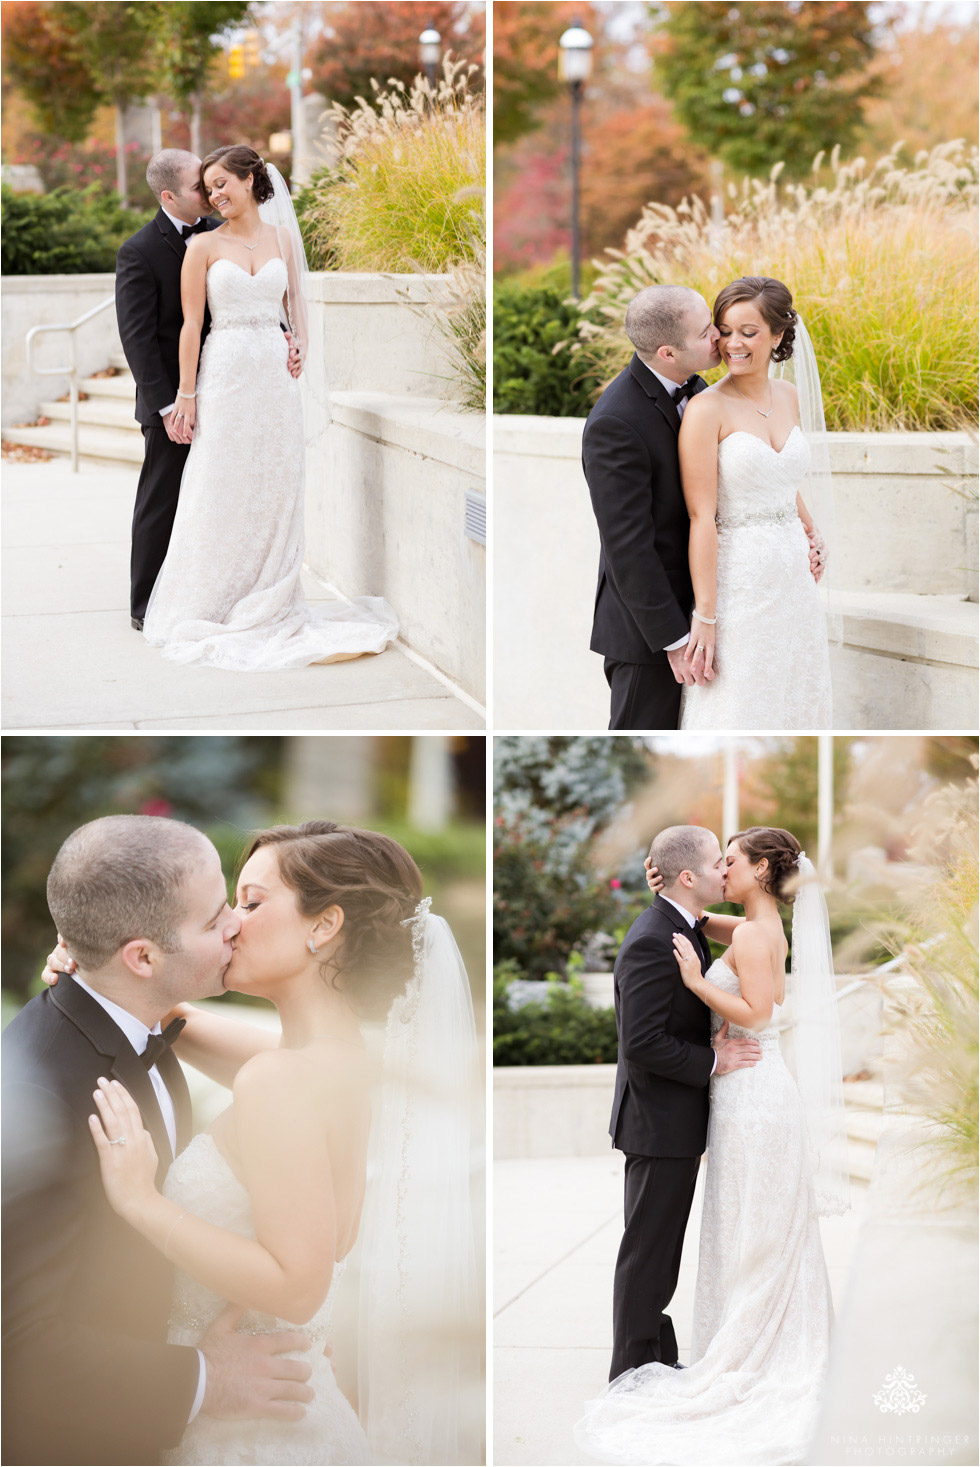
[{"left": 464, "top": 489, "right": 486, "bottom": 546}]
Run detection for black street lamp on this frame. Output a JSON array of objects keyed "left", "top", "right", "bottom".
[
  {"left": 419, "top": 24, "right": 441, "bottom": 87},
  {"left": 558, "top": 18, "right": 593, "bottom": 299}
]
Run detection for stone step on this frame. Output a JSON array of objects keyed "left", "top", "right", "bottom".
[
  {"left": 846, "top": 1110, "right": 889, "bottom": 1146},
  {"left": 837, "top": 590, "right": 978, "bottom": 668},
  {"left": 847, "top": 1134, "right": 878, "bottom": 1183},
  {"left": 79, "top": 373, "right": 137, "bottom": 400},
  {"left": 108, "top": 351, "right": 131, "bottom": 371},
  {"left": 2, "top": 421, "right": 144, "bottom": 465},
  {"left": 843, "top": 1079, "right": 886, "bottom": 1112},
  {"left": 39, "top": 398, "right": 140, "bottom": 432}
]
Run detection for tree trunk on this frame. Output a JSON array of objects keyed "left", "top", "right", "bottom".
[
  {"left": 114, "top": 103, "right": 128, "bottom": 207},
  {"left": 191, "top": 95, "right": 202, "bottom": 160}
]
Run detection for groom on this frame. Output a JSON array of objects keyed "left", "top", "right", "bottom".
[
  {"left": 115, "top": 149, "right": 300, "bottom": 632},
  {"left": 582, "top": 285, "right": 721, "bottom": 730},
  {"left": 608, "top": 824, "right": 762, "bottom": 1380},
  {"left": 2, "top": 815, "right": 314, "bottom": 1466}
]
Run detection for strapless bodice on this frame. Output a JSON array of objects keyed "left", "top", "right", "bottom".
[
  {"left": 715, "top": 426, "right": 810, "bottom": 529},
  {"left": 164, "top": 1131, "right": 343, "bottom": 1348},
  {"left": 705, "top": 956, "right": 783, "bottom": 1049},
  {"left": 205, "top": 256, "right": 286, "bottom": 331}
]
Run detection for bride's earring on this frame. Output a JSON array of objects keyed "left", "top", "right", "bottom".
[{"left": 308, "top": 938, "right": 318, "bottom": 955}]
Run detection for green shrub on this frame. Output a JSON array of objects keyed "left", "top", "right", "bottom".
[
  {"left": 492, "top": 281, "right": 600, "bottom": 416},
  {"left": 492, "top": 964, "right": 619, "bottom": 1066},
  {"left": 493, "top": 811, "right": 618, "bottom": 980},
  {"left": 1, "top": 185, "right": 152, "bottom": 275}
]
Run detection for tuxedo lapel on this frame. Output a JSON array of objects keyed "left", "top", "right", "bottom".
[
  {"left": 154, "top": 207, "right": 186, "bottom": 263},
  {"left": 652, "top": 894, "right": 710, "bottom": 975},
  {"left": 50, "top": 976, "right": 176, "bottom": 1184},
  {"left": 628, "top": 352, "right": 680, "bottom": 438}
]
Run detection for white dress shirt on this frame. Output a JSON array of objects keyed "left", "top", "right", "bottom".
[
  {"left": 657, "top": 896, "right": 718, "bottom": 1076},
  {"left": 646, "top": 365, "right": 694, "bottom": 654},
  {"left": 70, "top": 975, "right": 206, "bottom": 1423},
  {"left": 158, "top": 208, "right": 203, "bottom": 422}
]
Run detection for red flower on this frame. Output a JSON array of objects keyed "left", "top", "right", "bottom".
[
  {"left": 140, "top": 798, "right": 174, "bottom": 817},
  {"left": 609, "top": 878, "right": 622, "bottom": 889}
]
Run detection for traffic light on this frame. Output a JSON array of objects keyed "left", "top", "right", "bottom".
[
  {"left": 244, "top": 30, "right": 261, "bottom": 69},
  {"left": 228, "top": 44, "right": 244, "bottom": 80}
]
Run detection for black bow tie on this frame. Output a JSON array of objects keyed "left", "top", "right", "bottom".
[
  {"left": 142, "top": 1017, "right": 185, "bottom": 1069},
  {"left": 181, "top": 219, "right": 209, "bottom": 238},
  {"left": 672, "top": 375, "right": 700, "bottom": 405},
  {"left": 693, "top": 914, "right": 708, "bottom": 932}
]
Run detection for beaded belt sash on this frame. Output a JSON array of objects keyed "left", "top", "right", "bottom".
[
  {"left": 716, "top": 505, "right": 799, "bottom": 530},
  {"left": 209, "top": 316, "right": 278, "bottom": 331}
]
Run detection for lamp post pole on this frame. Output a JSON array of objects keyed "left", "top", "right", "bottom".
[
  {"left": 558, "top": 20, "right": 593, "bottom": 300},
  {"left": 419, "top": 24, "right": 441, "bottom": 88}
]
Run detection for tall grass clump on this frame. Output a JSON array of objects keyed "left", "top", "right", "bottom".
[
  {"left": 296, "top": 58, "right": 485, "bottom": 274},
  {"left": 875, "top": 766, "right": 979, "bottom": 1205},
  {"left": 574, "top": 141, "right": 978, "bottom": 431}
]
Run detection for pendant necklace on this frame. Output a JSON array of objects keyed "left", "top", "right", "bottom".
[{"left": 730, "top": 377, "right": 774, "bottom": 419}]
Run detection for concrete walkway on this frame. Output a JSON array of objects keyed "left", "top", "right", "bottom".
[
  {"left": 1, "top": 460, "right": 484, "bottom": 730},
  {"left": 494, "top": 1154, "right": 870, "bottom": 1467}
]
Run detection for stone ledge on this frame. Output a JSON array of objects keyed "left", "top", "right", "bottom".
[
  {"left": 494, "top": 1063, "right": 616, "bottom": 1090},
  {"left": 306, "top": 271, "right": 452, "bottom": 305},
  {"left": 837, "top": 591, "right": 978, "bottom": 667},
  {"left": 329, "top": 391, "right": 486, "bottom": 480}
]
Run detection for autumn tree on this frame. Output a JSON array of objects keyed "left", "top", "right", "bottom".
[
  {"left": 1, "top": 1, "right": 102, "bottom": 142},
  {"left": 310, "top": 1, "right": 484, "bottom": 112},
  {"left": 152, "top": 1, "right": 252, "bottom": 158},
  {"left": 655, "top": 0, "right": 883, "bottom": 178},
  {"left": 859, "top": 5, "right": 979, "bottom": 160},
  {"left": 492, "top": 0, "right": 596, "bottom": 147}
]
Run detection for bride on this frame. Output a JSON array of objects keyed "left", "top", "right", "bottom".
[
  {"left": 575, "top": 826, "right": 849, "bottom": 1466},
  {"left": 50, "top": 821, "right": 476, "bottom": 1465},
  {"left": 678, "top": 277, "right": 833, "bottom": 730},
  {"left": 143, "top": 145, "right": 398, "bottom": 671}
]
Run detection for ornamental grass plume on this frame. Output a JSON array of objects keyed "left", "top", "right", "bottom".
[
  {"left": 298, "top": 57, "right": 485, "bottom": 274},
  {"left": 573, "top": 141, "right": 978, "bottom": 432},
  {"left": 873, "top": 765, "right": 979, "bottom": 1206}
]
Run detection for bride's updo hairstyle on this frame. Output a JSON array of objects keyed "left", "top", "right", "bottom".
[
  {"left": 729, "top": 826, "right": 802, "bottom": 902},
  {"left": 713, "top": 276, "right": 797, "bottom": 363},
  {"left": 244, "top": 821, "right": 424, "bottom": 1019},
  {"left": 200, "top": 145, "right": 275, "bottom": 205}
]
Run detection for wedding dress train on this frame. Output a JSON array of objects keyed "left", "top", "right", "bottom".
[
  {"left": 575, "top": 958, "right": 834, "bottom": 1466},
  {"left": 163, "top": 1133, "right": 371, "bottom": 1466},
  {"left": 680, "top": 427, "right": 832, "bottom": 729},
  {"left": 143, "top": 257, "right": 397, "bottom": 671}
]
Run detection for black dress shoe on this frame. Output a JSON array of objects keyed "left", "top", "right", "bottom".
[
  {"left": 671, "top": 1362, "right": 686, "bottom": 1369},
  {"left": 131, "top": 617, "right": 144, "bottom": 632}
]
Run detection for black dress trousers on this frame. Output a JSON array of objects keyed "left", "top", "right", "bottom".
[
  {"left": 609, "top": 1151, "right": 702, "bottom": 1380},
  {"left": 130, "top": 427, "right": 191, "bottom": 621},
  {"left": 604, "top": 656, "right": 683, "bottom": 731}
]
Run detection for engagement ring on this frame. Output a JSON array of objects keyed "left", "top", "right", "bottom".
[{"left": 109, "top": 1136, "right": 126, "bottom": 1146}]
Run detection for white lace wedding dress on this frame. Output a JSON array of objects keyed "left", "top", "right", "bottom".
[
  {"left": 143, "top": 257, "right": 398, "bottom": 671},
  {"left": 575, "top": 958, "right": 834, "bottom": 1466},
  {"left": 680, "top": 427, "right": 832, "bottom": 729},
  {"left": 163, "top": 1132, "right": 371, "bottom": 1466}
]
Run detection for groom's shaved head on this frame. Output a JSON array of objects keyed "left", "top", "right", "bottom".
[
  {"left": 649, "top": 824, "right": 716, "bottom": 889},
  {"left": 47, "top": 815, "right": 214, "bottom": 970},
  {"left": 146, "top": 149, "right": 200, "bottom": 202},
  {"left": 625, "top": 285, "right": 701, "bottom": 355}
]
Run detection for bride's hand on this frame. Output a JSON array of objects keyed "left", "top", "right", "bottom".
[
  {"left": 172, "top": 393, "right": 196, "bottom": 441},
  {"left": 89, "top": 1077, "right": 160, "bottom": 1222},
  {"left": 672, "top": 932, "right": 704, "bottom": 991},
  {"left": 687, "top": 622, "right": 716, "bottom": 682},
  {"left": 41, "top": 935, "right": 74, "bottom": 986},
  {"left": 285, "top": 331, "right": 304, "bottom": 380},
  {"left": 644, "top": 858, "right": 664, "bottom": 896},
  {"left": 807, "top": 526, "right": 827, "bottom": 583}
]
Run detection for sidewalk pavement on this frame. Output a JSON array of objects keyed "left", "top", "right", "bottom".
[
  {"left": 1, "top": 460, "right": 484, "bottom": 730},
  {"left": 494, "top": 1154, "right": 870, "bottom": 1467}
]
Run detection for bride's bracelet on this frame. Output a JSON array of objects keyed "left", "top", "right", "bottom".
[
  {"left": 692, "top": 610, "right": 717, "bottom": 626},
  {"left": 176, "top": 389, "right": 196, "bottom": 399}
]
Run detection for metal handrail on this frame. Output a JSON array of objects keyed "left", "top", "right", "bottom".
[{"left": 25, "top": 296, "right": 116, "bottom": 472}]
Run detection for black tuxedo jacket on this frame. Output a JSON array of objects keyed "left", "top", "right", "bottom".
[
  {"left": 583, "top": 354, "right": 709, "bottom": 664},
  {"left": 2, "top": 977, "right": 199, "bottom": 1466},
  {"left": 609, "top": 895, "right": 715, "bottom": 1158},
  {"left": 115, "top": 209, "right": 221, "bottom": 428}
]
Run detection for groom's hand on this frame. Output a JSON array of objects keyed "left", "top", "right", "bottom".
[
  {"left": 162, "top": 409, "right": 191, "bottom": 446},
  {"left": 200, "top": 1304, "right": 315, "bottom": 1421},
  {"left": 667, "top": 646, "right": 700, "bottom": 686},
  {"left": 285, "top": 332, "right": 303, "bottom": 379},
  {"left": 711, "top": 1020, "right": 763, "bottom": 1076}
]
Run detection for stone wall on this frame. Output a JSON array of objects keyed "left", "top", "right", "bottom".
[
  {"left": 492, "top": 417, "right": 978, "bottom": 729},
  {"left": 1, "top": 274, "right": 120, "bottom": 428}
]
